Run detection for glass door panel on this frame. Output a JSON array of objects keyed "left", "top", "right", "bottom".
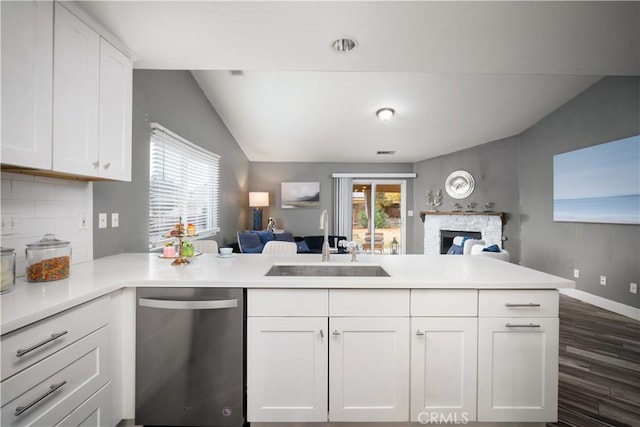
[{"left": 351, "top": 181, "right": 405, "bottom": 254}]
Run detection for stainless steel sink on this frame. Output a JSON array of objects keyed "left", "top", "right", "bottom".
[{"left": 266, "top": 264, "right": 390, "bottom": 277}]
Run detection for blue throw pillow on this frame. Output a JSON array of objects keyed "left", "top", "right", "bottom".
[
  {"left": 238, "top": 232, "right": 262, "bottom": 252},
  {"left": 447, "top": 244, "right": 464, "bottom": 255},
  {"left": 274, "top": 232, "right": 295, "bottom": 242},
  {"left": 482, "top": 244, "right": 501, "bottom": 253},
  {"left": 296, "top": 240, "right": 311, "bottom": 253},
  {"left": 250, "top": 230, "right": 275, "bottom": 244}
]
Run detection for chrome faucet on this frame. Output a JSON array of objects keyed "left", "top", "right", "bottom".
[{"left": 320, "top": 209, "right": 330, "bottom": 262}]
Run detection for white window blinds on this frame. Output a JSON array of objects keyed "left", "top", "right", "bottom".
[{"left": 149, "top": 123, "right": 220, "bottom": 247}]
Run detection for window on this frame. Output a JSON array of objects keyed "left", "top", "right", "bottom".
[{"left": 149, "top": 123, "right": 220, "bottom": 247}]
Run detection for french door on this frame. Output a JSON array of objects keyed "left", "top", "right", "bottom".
[{"left": 351, "top": 180, "right": 406, "bottom": 254}]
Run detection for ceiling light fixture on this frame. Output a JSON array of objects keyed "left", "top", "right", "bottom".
[
  {"left": 376, "top": 108, "right": 395, "bottom": 121},
  {"left": 376, "top": 150, "right": 396, "bottom": 155},
  {"left": 332, "top": 37, "right": 357, "bottom": 53}
]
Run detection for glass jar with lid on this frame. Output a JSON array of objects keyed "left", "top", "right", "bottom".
[
  {"left": 25, "top": 234, "right": 71, "bottom": 282},
  {"left": 1, "top": 247, "right": 16, "bottom": 293}
]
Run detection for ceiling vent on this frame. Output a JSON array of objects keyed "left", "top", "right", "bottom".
[
  {"left": 229, "top": 70, "right": 245, "bottom": 76},
  {"left": 376, "top": 150, "right": 396, "bottom": 155}
]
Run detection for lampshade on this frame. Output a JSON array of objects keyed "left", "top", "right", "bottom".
[{"left": 249, "top": 192, "right": 269, "bottom": 207}]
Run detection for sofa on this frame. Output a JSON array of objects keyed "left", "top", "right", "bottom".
[{"left": 235, "top": 230, "right": 348, "bottom": 254}]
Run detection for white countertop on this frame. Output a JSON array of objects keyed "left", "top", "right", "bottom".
[{"left": 1, "top": 253, "right": 574, "bottom": 334}]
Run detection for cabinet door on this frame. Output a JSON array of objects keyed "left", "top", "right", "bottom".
[
  {"left": 98, "top": 39, "right": 132, "bottom": 181},
  {"left": 478, "top": 317, "right": 559, "bottom": 422},
  {"left": 411, "top": 317, "right": 477, "bottom": 422},
  {"left": 56, "top": 383, "right": 113, "bottom": 427},
  {"left": 52, "top": 3, "right": 100, "bottom": 177},
  {"left": 1, "top": 1, "right": 53, "bottom": 169},
  {"left": 247, "top": 317, "right": 328, "bottom": 422},
  {"left": 329, "top": 317, "right": 410, "bottom": 422}
]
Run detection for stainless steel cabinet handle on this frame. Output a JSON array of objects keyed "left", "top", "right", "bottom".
[
  {"left": 15, "top": 381, "right": 67, "bottom": 416},
  {"left": 92, "top": 160, "right": 100, "bottom": 168},
  {"left": 103, "top": 162, "right": 111, "bottom": 170},
  {"left": 505, "top": 323, "right": 541, "bottom": 328},
  {"left": 416, "top": 329, "right": 425, "bottom": 336},
  {"left": 139, "top": 298, "right": 238, "bottom": 310},
  {"left": 320, "top": 330, "right": 324, "bottom": 338},
  {"left": 16, "top": 331, "right": 68, "bottom": 357},
  {"left": 505, "top": 302, "right": 541, "bottom": 307},
  {"left": 332, "top": 329, "right": 341, "bottom": 336}
]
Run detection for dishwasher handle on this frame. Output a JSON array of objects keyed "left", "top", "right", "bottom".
[{"left": 139, "top": 298, "right": 238, "bottom": 310}]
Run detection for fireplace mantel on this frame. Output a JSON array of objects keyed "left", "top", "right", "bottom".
[{"left": 419, "top": 211, "right": 505, "bottom": 223}]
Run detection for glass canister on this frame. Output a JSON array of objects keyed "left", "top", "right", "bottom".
[
  {"left": 1, "top": 247, "right": 16, "bottom": 294},
  {"left": 25, "top": 234, "right": 71, "bottom": 282}
]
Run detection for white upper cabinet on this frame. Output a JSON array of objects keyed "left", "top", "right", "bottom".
[
  {"left": 2, "top": 2, "right": 132, "bottom": 181},
  {"left": 52, "top": 3, "right": 101, "bottom": 178},
  {"left": 1, "top": 1, "right": 53, "bottom": 169},
  {"left": 98, "top": 39, "right": 133, "bottom": 181}
]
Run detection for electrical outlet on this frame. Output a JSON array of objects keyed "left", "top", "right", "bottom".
[
  {"left": 631, "top": 282, "right": 638, "bottom": 294},
  {"left": 573, "top": 269, "right": 580, "bottom": 278},
  {"left": 78, "top": 214, "right": 87, "bottom": 230},
  {"left": 111, "top": 213, "right": 119, "bottom": 228},
  {"left": 407, "top": 210, "right": 414, "bottom": 217},
  {"left": 1, "top": 215, "right": 17, "bottom": 235},
  {"left": 98, "top": 213, "right": 107, "bottom": 229},
  {"left": 600, "top": 275, "right": 607, "bottom": 286}
]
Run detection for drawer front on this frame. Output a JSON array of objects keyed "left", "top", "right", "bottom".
[
  {"left": 479, "top": 290, "right": 558, "bottom": 317},
  {"left": 1, "top": 295, "right": 110, "bottom": 381},
  {"left": 411, "top": 289, "right": 478, "bottom": 317},
  {"left": 1, "top": 325, "right": 111, "bottom": 427},
  {"left": 248, "top": 289, "right": 328, "bottom": 316},
  {"left": 329, "top": 289, "right": 409, "bottom": 317},
  {"left": 56, "top": 382, "right": 112, "bottom": 427}
]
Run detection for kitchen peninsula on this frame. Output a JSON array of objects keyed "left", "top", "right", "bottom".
[{"left": 1, "top": 253, "right": 574, "bottom": 426}]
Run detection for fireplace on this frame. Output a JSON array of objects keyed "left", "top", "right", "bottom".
[
  {"left": 440, "top": 230, "right": 482, "bottom": 254},
  {"left": 420, "top": 211, "right": 504, "bottom": 255}
]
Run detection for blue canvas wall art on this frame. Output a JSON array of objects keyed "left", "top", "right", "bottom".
[{"left": 553, "top": 135, "right": 640, "bottom": 225}]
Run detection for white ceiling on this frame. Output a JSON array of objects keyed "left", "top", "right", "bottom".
[{"left": 78, "top": 1, "right": 639, "bottom": 163}]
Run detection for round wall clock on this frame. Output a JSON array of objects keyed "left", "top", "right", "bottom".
[{"left": 445, "top": 170, "right": 475, "bottom": 199}]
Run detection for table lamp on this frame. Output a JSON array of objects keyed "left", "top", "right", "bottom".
[{"left": 249, "top": 192, "right": 269, "bottom": 230}]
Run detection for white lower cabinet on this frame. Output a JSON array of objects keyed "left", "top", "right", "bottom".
[
  {"left": 410, "top": 317, "right": 477, "bottom": 423},
  {"left": 329, "top": 317, "right": 410, "bottom": 422},
  {"left": 477, "top": 317, "right": 559, "bottom": 422},
  {"left": 56, "top": 383, "right": 112, "bottom": 427},
  {"left": 247, "top": 317, "right": 328, "bottom": 422}
]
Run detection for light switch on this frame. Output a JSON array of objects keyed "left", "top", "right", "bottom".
[
  {"left": 111, "top": 213, "right": 119, "bottom": 228},
  {"left": 98, "top": 213, "right": 107, "bottom": 229}
]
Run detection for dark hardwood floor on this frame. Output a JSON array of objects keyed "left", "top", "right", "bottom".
[{"left": 548, "top": 295, "right": 640, "bottom": 427}]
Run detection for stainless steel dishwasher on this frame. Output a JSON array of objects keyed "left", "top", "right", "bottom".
[{"left": 135, "top": 288, "right": 245, "bottom": 427}]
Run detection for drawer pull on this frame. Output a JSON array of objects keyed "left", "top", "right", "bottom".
[
  {"left": 505, "top": 302, "right": 541, "bottom": 308},
  {"left": 332, "top": 329, "right": 341, "bottom": 336},
  {"left": 416, "top": 329, "right": 425, "bottom": 336},
  {"left": 16, "top": 331, "right": 68, "bottom": 357},
  {"left": 15, "top": 380, "right": 67, "bottom": 416},
  {"left": 505, "top": 323, "right": 541, "bottom": 328}
]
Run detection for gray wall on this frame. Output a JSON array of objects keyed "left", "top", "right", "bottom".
[
  {"left": 411, "top": 136, "right": 522, "bottom": 259},
  {"left": 519, "top": 76, "right": 639, "bottom": 307},
  {"left": 93, "top": 70, "right": 250, "bottom": 257},
  {"left": 248, "top": 162, "right": 415, "bottom": 246}
]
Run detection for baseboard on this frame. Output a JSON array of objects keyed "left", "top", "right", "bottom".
[{"left": 559, "top": 288, "right": 640, "bottom": 321}]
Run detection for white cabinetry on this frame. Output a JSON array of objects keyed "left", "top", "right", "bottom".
[
  {"left": 0, "top": 1, "right": 53, "bottom": 169},
  {"left": 0, "top": 296, "right": 113, "bottom": 427},
  {"left": 477, "top": 290, "right": 559, "bottom": 422},
  {"left": 247, "top": 289, "right": 328, "bottom": 422},
  {"left": 410, "top": 290, "right": 477, "bottom": 422},
  {"left": 53, "top": 3, "right": 132, "bottom": 181},
  {"left": 1, "top": 2, "right": 132, "bottom": 182},
  {"left": 329, "top": 316, "right": 409, "bottom": 422}
]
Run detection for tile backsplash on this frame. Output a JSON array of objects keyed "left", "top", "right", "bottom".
[{"left": 0, "top": 172, "right": 93, "bottom": 277}]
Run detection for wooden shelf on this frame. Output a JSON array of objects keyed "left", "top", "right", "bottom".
[{"left": 419, "top": 211, "right": 505, "bottom": 223}]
